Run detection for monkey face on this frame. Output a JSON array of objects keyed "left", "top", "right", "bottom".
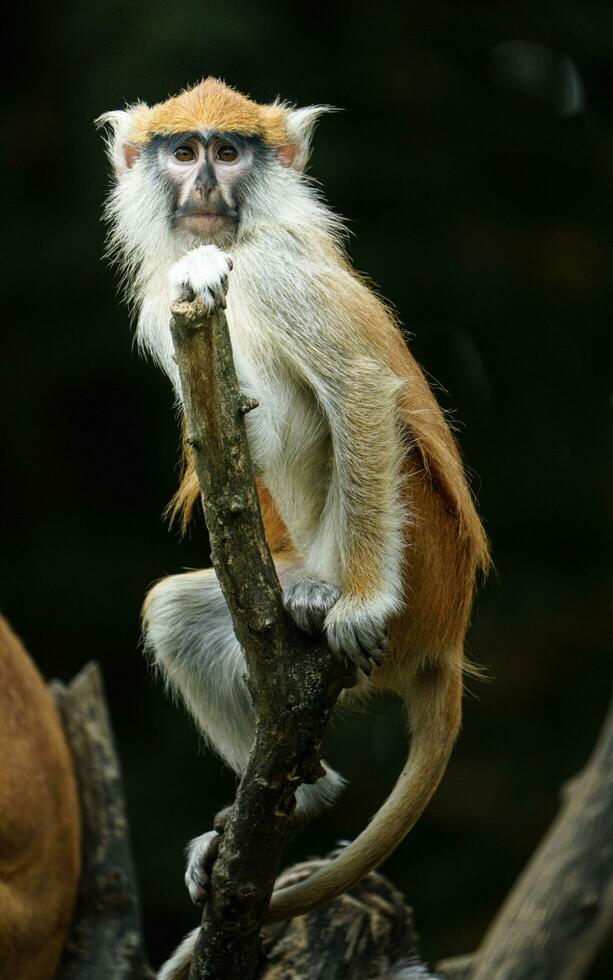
[{"left": 146, "top": 131, "right": 264, "bottom": 247}]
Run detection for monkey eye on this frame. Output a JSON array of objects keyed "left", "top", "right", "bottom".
[
  {"left": 174, "top": 144, "right": 196, "bottom": 162},
  {"left": 216, "top": 143, "right": 238, "bottom": 163}
]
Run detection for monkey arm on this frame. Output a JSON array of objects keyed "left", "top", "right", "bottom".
[
  {"left": 301, "top": 353, "right": 407, "bottom": 664},
  {"left": 234, "top": 240, "right": 408, "bottom": 665}
]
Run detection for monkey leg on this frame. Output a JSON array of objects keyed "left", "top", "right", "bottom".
[{"left": 142, "top": 565, "right": 345, "bottom": 904}]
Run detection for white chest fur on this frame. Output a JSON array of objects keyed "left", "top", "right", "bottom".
[
  {"left": 138, "top": 265, "right": 333, "bottom": 563},
  {"left": 228, "top": 321, "right": 331, "bottom": 558}
]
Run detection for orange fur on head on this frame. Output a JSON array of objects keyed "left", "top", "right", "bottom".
[{"left": 129, "top": 77, "right": 289, "bottom": 146}]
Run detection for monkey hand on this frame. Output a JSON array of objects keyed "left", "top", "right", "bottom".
[
  {"left": 283, "top": 577, "right": 341, "bottom": 634},
  {"left": 324, "top": 594, "right": 391, "bottom": 675},
  {"left": 169, "top": 244, "right": 233, "bottom": 312}
]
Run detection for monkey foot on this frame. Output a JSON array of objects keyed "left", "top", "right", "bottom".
[
  {"left": 324, "top": 596, "right": 389, "bottom": 675},
  {"left": 184, "top": 807, "right": 230, "bottom": 905}
]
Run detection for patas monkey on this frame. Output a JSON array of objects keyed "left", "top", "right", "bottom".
[{"left": 98, "top": 78, "right": 489, "bottom": 966}]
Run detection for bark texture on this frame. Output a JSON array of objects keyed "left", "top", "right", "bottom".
[
  {"left": 468, "top": 689, "right": 613, "bottom": 980},
  {"left": 51, "top": 663, "right": 153, "bottom": 980},
  {"left": 169, "top": 299, "right": 353, "bottom": 980},
  {"left": 259, "top": 853, "right": 427, "bottom": 979},
  {"left": 436, "top": 955, "right": 475, "bottom": 979}
]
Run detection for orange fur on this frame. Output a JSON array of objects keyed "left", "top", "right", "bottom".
[
  {"left": 357, "top": 286, "right": 489, "bottom": 681},
  {"left": 0, "top": 616, "right": 80, "bottom": 980},
  {"left": 129, "top": 78, "right": 289, "bottom": 147},
  {"left": 168, "top": 422, "right": 294, "bottom": 559}
]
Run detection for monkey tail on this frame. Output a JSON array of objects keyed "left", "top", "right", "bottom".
[
  {"left": 265, "top": 658, "right": 463, "bottom": 921},
  {"left": 157, "top": 927, "right": 197, "bottom": 980}
]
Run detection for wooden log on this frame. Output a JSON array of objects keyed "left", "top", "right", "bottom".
[
  {"left": 258, "top": 853, "right": 423, "bottom": 979},
  {"left": 469, "top": 690, "right": 613, "bottom": 980},
  {"left": 436, "top": 953, "right": 476, "bottom": 979},
  {"left": 51, "top": 663, "right": 154, "bottom": 980}
]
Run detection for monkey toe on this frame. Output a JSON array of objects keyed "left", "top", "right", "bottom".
[
  {"left": 213, "top": 805, "right": 231, "bottom": 835},
  {"left": 202, "top": 832, "right": 222, "bottom": 877},
  {"left": 185, "top": 859, "right": 210, "bottom": 906},
  {"left": 185, "top": 829, "right": 223, "bottom": 906},
  {"left": 325, "top": 609, "right": 389, "bottom": 674},
  {"left": 186, "top": 869, "right": 210, "bottom": 906}
]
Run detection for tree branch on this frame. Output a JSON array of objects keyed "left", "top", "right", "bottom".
[
  {"left": 467, "top": 687, "right": 613, "bottom": 980},
  {"left": 258, "top": 853, "right": 424, "bottom": 979},
  {"left": 436, "top": 954, "right": 476, "bottom": 979},
  {"left": 169, "top": 300, "right": 353, "bottom": 980},
  {"left": 51, "top": 663, "right": 154, "bottom": 980}
]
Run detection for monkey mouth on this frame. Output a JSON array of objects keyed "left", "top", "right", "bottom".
[
  {"left": 174, "top": 205, "right": 237, "bottom": 220},
  {"left": 174, "top": 209, "right": 237, "bottom": 240}
]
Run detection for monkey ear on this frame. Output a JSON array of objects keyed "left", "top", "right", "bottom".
[
  {"left": 279, "top": 104, "right": 338, "bottom": 171},
  {"left": 95, "top": 108, "right": 143, "bottom": 176}
]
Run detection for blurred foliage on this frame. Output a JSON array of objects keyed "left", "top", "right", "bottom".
[{"left": 2, "top": 0, "right": 612, "bottom": 975}]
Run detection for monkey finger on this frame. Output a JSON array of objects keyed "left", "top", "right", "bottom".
[
  {"left": 202, "top": 832, "right": 222, "bottom": 876},
  {"left": 211, "top": 283, "right": 228, "bottom": 308},
  {"left": 299, "top": 613, "right": 322, "bottom": 635},
  {"left": 202, "top": 287, "right": 217, "bottom": 310}
]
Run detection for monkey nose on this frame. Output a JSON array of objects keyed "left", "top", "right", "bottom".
[
  {"left": 194, "top": 163, "right": 216, "bottom": 198},
  {"left": 195, "top": 181, "right": 213, "bottom": 199}
]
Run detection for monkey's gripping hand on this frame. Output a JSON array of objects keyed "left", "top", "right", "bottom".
[
  {"left": 283, "top": 578, "right": 390, "bottom": 675},
  {"left": 169, "top": 244, "right": 233, "bottom": 312},
  {"left": 283, "top": 577, "right": 341, "bottom": 634}
]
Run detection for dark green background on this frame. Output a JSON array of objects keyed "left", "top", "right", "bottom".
[{"left": 3, "top": 1, "right": 612, "bottom": 974}]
